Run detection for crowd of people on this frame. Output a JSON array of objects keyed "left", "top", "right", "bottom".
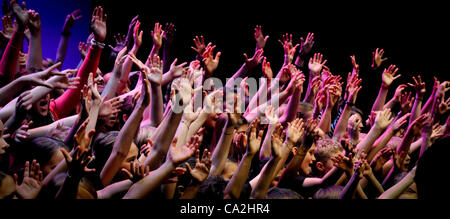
[{"left": 0, "top": 1, "right": 449, "bottom": 200}]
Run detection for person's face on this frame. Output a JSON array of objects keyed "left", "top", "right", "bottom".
[
  {"left": 300, "top": 144, "right": 316, "bottom": 175},
  {"left": 32, "top": 94, "right": 51, "bottom": 117},
  {"left": 95, "top": 70, "right": 105, "bottom": 93},
  {"left": 104, "top": 113, "right": 119, "bottom": 128},
  {"left": 232, "top": 124, "right": 249, "bottom": 148},
  {"left": 0, "top": 121, "right": 10, "bottom": 155},
  {"left": 348, "top": 113, "right": 363, "bottom": 134},
  {"left": 42, "top": 150, "right": 64, "bottom": 177},
  {"left": 120, "top": 143, "right": 139, "bottom": 171},
  {"left": 401, "top": 154, "right": 411, "bottom": 172},
  {"left": 0, "top": 175, "right": 17, "bottom": 199}
]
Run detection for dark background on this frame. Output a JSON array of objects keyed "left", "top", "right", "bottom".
[
  {"left": 7, "top": 0, "right": 449, "bottom": 119},
  {"left": 95, "top": 0, "right": 449, "bottom": 117}
]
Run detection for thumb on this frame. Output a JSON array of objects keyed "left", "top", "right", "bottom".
[
  {"left": 120, "top": 168, "right": 133, "bottom": 179},
  {"left": 185, "top": 162, "right": 193, "bottom": 173}
]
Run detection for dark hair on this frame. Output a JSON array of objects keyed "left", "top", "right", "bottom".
[
  {"left": 312, "top": 186, "right": 344, "bottom": 199},
  {"left": 118, "top": 95, "right": 134, "bottom": 126},
  {"left": 23, "top": 137, "right": 68, "bottom": 167},
  {"left": 90, "top": 131, "right": 119, "bottom": 171},
  {"left": 266, "top": 187, "right": 303, "bottom": 199},
  {"left": 196, "top": 176, "right": 227, "bottom": 199}
]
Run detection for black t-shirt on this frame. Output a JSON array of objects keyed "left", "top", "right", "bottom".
[{"left": 277, "top": 175, "right": 320, "bottom": 198}]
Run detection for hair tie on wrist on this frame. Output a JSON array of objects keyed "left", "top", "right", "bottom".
[{"left": 91, "top": 38, "right": 105, "bottom": 49}]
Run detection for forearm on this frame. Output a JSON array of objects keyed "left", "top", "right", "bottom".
[
  {"left": 186, "top": 112, "right": 209, "bottom": 140},
  {"left": 259, "top": 124, "right": 275, "bottom": 160},
  {"left": 27, "top": 32, "right": 43, "bottom": 72},
  {"left": 55, "top": 35, "right": 70, "bottom": 68},
  {"left": 101, "top": 107, "right": 145, "bottom": 186},
  {"left": 224, "top": 153, "right": 254, "bottom": 199},
  {"left": 246, "top": 78, "right": 269, "bottom": 115},
  {"left": 174, "top": 120, "right": 190, "bottom": 148},
  {"left": 209, "top": 121, "right": 234, "bottom": 176},
  {"left": 149, "top": 85, "right": 163, "bottom": 127},
  {"left": 279, "top": 87, "right": 302, "bottom": 126},
  {"left": 53, "top": 46, "right": 102, "bottom": 118},
  {"left": 225, "top": 63, "right": 250, "bottom": 88},
  {"left": 123, "top": 160, "right": 175, "bottom": 199},
  {"left": 250, "top": 156, "right": 281, "bottom": 199},
  {"left": 408, "top": 96, "right": 423, "bottom": 127},
  {"left": 318, "top": 106, "right": 333, "bottom": 134},
  {"left": 379, "top": 167, "right": 416, "bottom": 199},
  {"left": 146, "top": 45, "right": 160, "bottom": 66},
  {"left": 0, "top": 79, "right": 26, "bottom": 106},
  {"left": 383, "top": 97, "right": 398, "bottom": 110},
  {"left": 356, "top": 125, "right": 383, "bottom": 157},
  {"left": 303, "top": 76, "right": 316, "bottom": 104},
  {"left": 28, "top": 115, "right": 78, "bottom": 140},
  {"left": 367, "top": 127, "right": 395, "bottom": 162},
  {"left": 97, "top": 179, "right": 133, "bottom": 199},
  {"left": 0, "top": 31, "right": 24, "bottom": 84},
  {"left": 144, "top": 109, "right": 183, "bottom": 170},
  {"left": 371, "top": 85, "right": 389, "bottom": 113},
  {"left": 333, "top": 104, "right": 352, "bottom": 141},
  {"left": 367, "top": 172, "right": 385, "bottom": 195},
  {"left": 339, "top": 173, "right": 360, "bottom": 199},
  {"left": 421, "top": 89, "right": 437, "bottom": 115}
]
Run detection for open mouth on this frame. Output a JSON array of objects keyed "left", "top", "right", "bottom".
[{"left": 39, "top": 100, "right": 49, "bottom": 107}]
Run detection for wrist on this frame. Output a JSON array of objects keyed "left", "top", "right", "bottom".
[
  {"left": 91, "top": 38, "right": 105, "bottom": 49},
  {"left": 381, "top": 83, "right": 389, "bottom": 89}
]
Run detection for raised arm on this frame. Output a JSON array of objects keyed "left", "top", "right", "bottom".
[
  {"left": 278, "top": 69, "right": 305, "bottom": 126},
  {"left": 0, "top": 1, "right": 26, "bottom": 85},
  {"left": 51, "top": 6, "right": 107, "bottom": 119},
  {"left": 55, "top": 10, "right": 82, "bottom": 69},
  {"left": 371, "top": 65, "right": 400, "bottom": 113},
  {"left": 407, "top": 76, "right": 426, "bottom": 126},
  {"left": 123, "top": 136, "right": 198, "bottom": 199},
  {"left": 100, "top": 70, "right": 150, "bottom": 186},
  {"left": 303, "top": 53, "right": 327, "bottom": 104},
  {"left": 224, "top": 119, "right": 263, "bottom": 199},
  {"left": 25, "top": 9, "right": 43, "bottom": 72}
]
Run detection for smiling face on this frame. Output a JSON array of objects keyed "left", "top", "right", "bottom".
[{"left": 300, "top": 144, "right": 316, "bottom": 175}]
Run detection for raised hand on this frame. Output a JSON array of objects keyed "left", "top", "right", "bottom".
[
  {"left": 163, "top": 23, "right": 176, "bottom": 45},
  {"left": 350, "top": 55, "right": 359, "bottom": 74},
  {"left": 271, "top": 123, "right": 285, "bottom": 157},
  {"left": 262, "top": 57, "right": 273, "bottom": 81},
  {"left": 27, "top": 9, "right": 41, "bottom": 35},
  {"left": 10, "top": 0, "right": 28, "bottom": 30},
  {"left": 61, "top": 146, "right": 95, "bottom": 179},
  {"left": 374, "top": 108, "right": 394, "bottom": 130},
  {"left": 191, "top": 35, "right": 208, "bottom": 56},
  {"left": 133, "top": 20, "right": 143, "bottom": 47},
  {"left": 50, "top": 69, "right": 80, "bottom": 89},
  {"left": 226, "top": 93, "right": 243, "bottom": 126},
  {"left": 148, "top": 55, "right": 163, "bottom": 85},
  {"left": 62, "top": 9, "right": 82, "bottom": 34},
  {"left": 391, "top": 113, "right": 410, "bottom": 134},
  {"left": 109, "top": 33, "right": 126, "bottom": 53},
  {"left": 14, "top": 160, "right": 43, "bottom": 199},
  {"left": 19, "top": 62, "right": 65, "bottom": 88},
  {"left": 90, "top": 6, "right": 107, "bottom": 42},
  {"left": 0, "top": 15, "right": 14, "bottom": 42},
  {"left": 74, "top": 118, "right": 96, "bottom": 150},
  {"left": 248, "top": 118, "right": 264, "bottom": 155},
  {"left": 170, "top": 136, "right": 199, "bottom": 165},
  {"left": 78, "top": 42, "right": 88, "bottom": 59},
  {"left": 121, "top": 161, "right": 150, "bottom": 183},
  {"left": 286, "top": 118, "right": 305, "bottom": 145},
  {"left": 346, "top": 72, "right": 362, "bottom": 104},
  {"left": 308, "top": 53, "right": 327, "bottom": 76},
  {"left": 371, "top": 147, "right": 393, "bottom": 172},
  {"left": 331, "top": 153, "right": 354, "bottom": 176},
  {"left": 183, "top": 101, "right": 201, "bottom": 123},
  {"left": 407, "top": 75, "right": 426, "bottom": 98},
  {"left": 168, "top": 58, "right": 187, "bottom": 80},
  {"left": 99, "top": 96, "right": 123, "bottom": 117},
  {"left": 279, "top": 33, "right": 299, "bottom": 64},
  {"left": 400, "top": 92, "right": 414, "bottom": 114},
  {"left": 254, "top": 25, "right": 269, "bottom": 49},
  {"left": 151, "top": 22, "right": 164, "bottom": 49},
  {"left": 202, "top": 44, "right": 221, "bottom": 75},
  {"left": 381, "top": 65, "right": 400, "bottom": 87},
  {"left": 264, "top": 105, "right": 279, "bottom": 125},
  {"left": 13, "top": 120, "right": 32, "bottom": 142},
  {"left": 300, "top": 32, "right": 314, "bottom": 55},
  {"left": 372, "top": 48, "right": 388, "bottom": 68},
  {"left": 186, "top": 148, "right": 212, "bottom": 183},
  {"left": 409, "top": 113, "right": 430, "bottom": 136},
  {"left": 438, "top": 97, "right": 450, "bottom": 115},
  {"left": 203, "top": 90, "right": 223, "bottom": 114},
  {"left": 243, "top": 48, "right": 264, "bottom": 70}
]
